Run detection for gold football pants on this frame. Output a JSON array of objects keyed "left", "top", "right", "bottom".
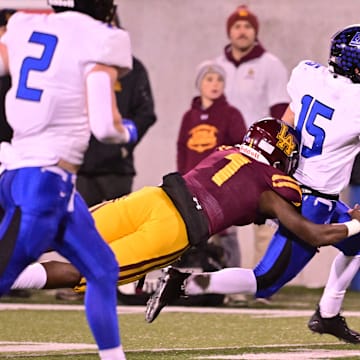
[{"left": 75, "top": 187, "right": 189, "bottom": 292}]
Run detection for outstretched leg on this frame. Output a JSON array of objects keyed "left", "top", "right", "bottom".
[{"left": 11, "top": 261, "right": 81, "bottom": 290}]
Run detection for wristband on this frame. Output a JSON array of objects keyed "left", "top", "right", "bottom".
[
  {"left": 123, "top": 118, "right": 138, "bottom": 143},
  {"left": 344, "top": 219, "right": 360, "bottom": 237}
]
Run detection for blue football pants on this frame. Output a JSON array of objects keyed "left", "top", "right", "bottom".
[{"left": 0, "top": 167, "right": 120, "bottom": 350}]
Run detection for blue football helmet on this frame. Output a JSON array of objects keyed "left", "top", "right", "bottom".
[
  {"left": 48, "top": 0, "right": 116, "bottom": 23},
  {"left": 329, "top": 24, "right": 360, "bottom": 83}
]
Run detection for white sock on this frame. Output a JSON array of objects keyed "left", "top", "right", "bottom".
[
  {"left": 99, "top": 345, "right": 126, "bottom": 360},
  {"left": 185, "top": 268, "right": 257, "bottom": 295},
  {"left": 11, "top": 263, "right": 47, "bottom": 290},
  {"left": 319, "top": 253, "right": 360, "bottom": 318}
]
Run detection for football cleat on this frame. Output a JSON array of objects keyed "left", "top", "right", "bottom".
[
  {"left": 308, "top": 306, "right": 360, "bottom": 344},
  {"left": 145, "top": 266, "right": 190, "bottom": 323}
]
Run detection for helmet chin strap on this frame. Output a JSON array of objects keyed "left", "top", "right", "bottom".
[{"left": 238, "top": 144, "right": 270, "bottom": 165}]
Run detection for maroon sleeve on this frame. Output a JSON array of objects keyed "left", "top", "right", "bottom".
[{"left": 271, "top": 173, "right": 302, "bottom": 207}]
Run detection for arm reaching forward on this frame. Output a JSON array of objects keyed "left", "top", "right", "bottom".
[{"left": 260, "top": 191, "right": 360, "bottom": 247}]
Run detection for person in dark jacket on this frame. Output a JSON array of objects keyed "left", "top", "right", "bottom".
[
  {"left": 77, "top": 55, "right": 157, "bottom": 206},
  {"left": 349, "top": 154, "right": 360, "bottom": 208},
  {"left": 0, "top": 8, "right": 16, "bottom": 143}
]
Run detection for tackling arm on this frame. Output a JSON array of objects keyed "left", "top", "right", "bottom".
[{"left": 259, "top": 191, "right": 360, "bottom": 247}]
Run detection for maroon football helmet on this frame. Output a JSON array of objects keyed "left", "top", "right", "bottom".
[{"left": 240, "top": 117, "right": 300, "bottom": 175}]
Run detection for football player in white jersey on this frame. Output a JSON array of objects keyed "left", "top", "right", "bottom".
[
  {"left": 0, "top": 0, "right": 133, "bottom": 359},
  {"left": 146, "top": 24, "right": 360, "bottom": 343}
]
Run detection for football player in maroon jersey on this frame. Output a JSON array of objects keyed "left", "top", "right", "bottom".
[{"left": 11, "top": 118, "right": 360, "bottom": 303}]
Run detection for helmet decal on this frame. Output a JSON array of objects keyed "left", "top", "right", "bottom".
[
  {"left": 258, "top": 139, "right": 274, "bottom": 155},
  {"left": 349, "top": 32, "right": 360, "bottom": 47},
  {"left": 276, "top": 124, "right": 297, "bottom": 156}
]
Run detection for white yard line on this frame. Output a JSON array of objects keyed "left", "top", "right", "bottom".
[
  {"left": 194, "top": 349, "right": 360, "bottom": 359},
  {"left": 1, "top": 342, "right": 359, "bottom": 360},
  {"left": 2, "top": 303, "right": 360, "bottom": 318},
  {"left": 0, "top": 341, "right": 343, "bottom": 354},
  {"left": 0, "top": 341, "right": 96, "bottom": 352}
]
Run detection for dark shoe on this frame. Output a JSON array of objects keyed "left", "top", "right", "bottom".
[
  {"left": 308, "top": 306, "right": 360, "bottom": 344},
  {"left": 145, "top": 266, "right": 190, "bottom": 323}
]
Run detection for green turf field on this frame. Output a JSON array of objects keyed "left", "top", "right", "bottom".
[{"left": 0, "top": 287, "right": 359, "bottom": 359}]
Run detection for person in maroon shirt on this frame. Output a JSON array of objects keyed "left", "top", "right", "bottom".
[
  {"left": 177, "top": 60, "right": 246, "bottom": 175},
  {"left": 177, "top": 60, "right": 247, "bottom": 271},
  {"left": 11, "top": 119, "right": 360, "bottom": 304}
]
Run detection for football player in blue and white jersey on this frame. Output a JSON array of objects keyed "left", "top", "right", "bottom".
[
  {"left": 146, "top": 25, "right": 360, "bottom": 343},
  {"left": 0, "top": 0, "right": 133, "bottom": 358}
]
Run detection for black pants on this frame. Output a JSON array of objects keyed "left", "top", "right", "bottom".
[{"left": 77, "top": 174, "right": 133, "bottom": 207}]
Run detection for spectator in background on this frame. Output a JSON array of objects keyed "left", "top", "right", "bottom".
[
  {"left": 0, "top": 8, "right": 15, "bottom": 143},
  {"left": 0, "top": 73, "right": 11, "bottom": 142},
  {"left": 77, "top": 14, "right": 156, "bottom": 207},
  {"left": 349, "top": 154, "right": 360, "bottom": 208},
  {"left": 77, "top": 55, "right": 156, "bottom": 206},
  {"left": 177, "top": 60, "right": 246, "bottom": 270},
  {"left": 215, "top": 5, "right": 290, "bottom": 280},
  {"left": 344, "top": 154, "right": 360, "bottom": 292}
]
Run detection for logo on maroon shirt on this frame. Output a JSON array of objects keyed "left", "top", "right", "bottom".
[{"left": 187, "top": 124, "right": 218, "bottom": 153}]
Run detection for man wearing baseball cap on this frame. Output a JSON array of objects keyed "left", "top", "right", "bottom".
[
  {"left": 215, "top": 5, "right": 290, "bottom": 302},
  {"left": 217, "top": 5, "right": 289, "bottom": 127}
]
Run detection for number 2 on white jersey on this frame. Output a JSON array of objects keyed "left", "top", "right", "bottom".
[
  {"left": 296, "top": 94, "right": 334, "bottom": 158},
  {"left": 16, "top": 31, "right": 58, "bottom": 102}
]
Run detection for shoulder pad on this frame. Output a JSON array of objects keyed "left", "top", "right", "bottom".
[{"left": 95, "top": 27, "right": 132, "bottom": 74}]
